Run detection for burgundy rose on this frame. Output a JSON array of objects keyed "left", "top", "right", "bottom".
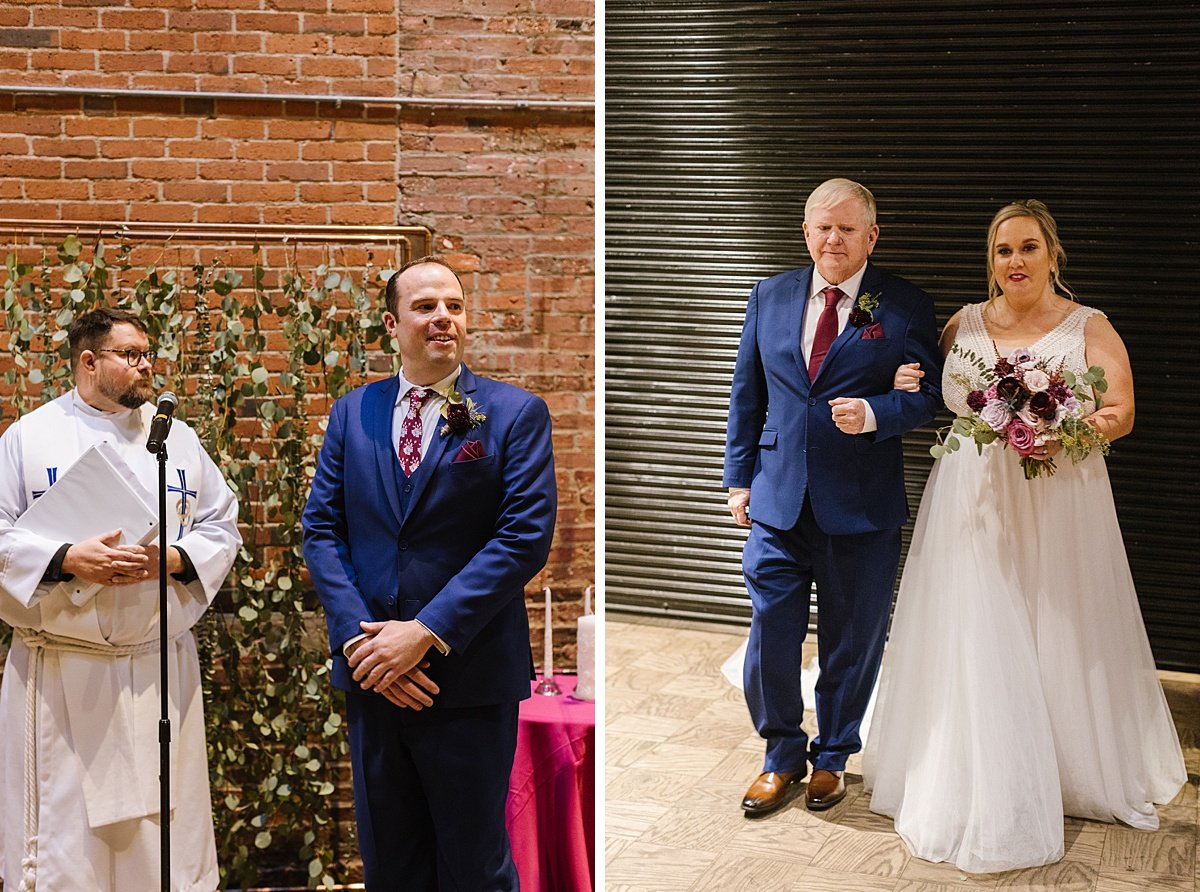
[
  {"left": 445, "top": 401, "right": 471, "bottom": 435},
  {"left": 1028, "top": 390, "right": 1057, "bottom": 420},
  {"left": 848, "top": 306, "right": 872, "bottom": 327},
  {"left": 966, "top": 390, "right": 987, "bottom": 412},
  {"left": 1048, "top": 380, "right": 1072, "bottom": 402},
  {"left": 995, "top": 376, "right": 1025, "bottom": 408},
  {"left": 1006, "top": 419, "right": 1037, "bottom": 456}
]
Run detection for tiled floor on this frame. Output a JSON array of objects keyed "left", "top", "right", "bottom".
[{"left": 605, "top": 615, "right": 1200, "bottom": 892}]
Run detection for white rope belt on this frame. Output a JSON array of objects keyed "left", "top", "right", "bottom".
[{"left": 13, "top": 628, "right": 170, "bottom": 892}]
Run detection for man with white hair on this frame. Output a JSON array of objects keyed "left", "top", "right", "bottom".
[{"left": 724, "top": 178, "right": 942, "bottom": 814}]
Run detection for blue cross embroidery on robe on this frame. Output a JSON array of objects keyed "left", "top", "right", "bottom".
[
  {"left": 167, "top": 468, "right": 197, "bottom": 540},
  {"left": 31, "top": 467, "right": 58, "bottom": 499}
]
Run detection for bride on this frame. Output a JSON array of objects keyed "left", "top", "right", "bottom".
[{"left": 863, "top": 200, "right": 1186, "bottom": 872}]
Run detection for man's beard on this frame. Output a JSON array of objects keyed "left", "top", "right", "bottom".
[
  {"left": 98, "top": 370, "right": 154, "bottom": 410},
  {"left": 116, "top": 386, "right": 152, "bottom": 409}
]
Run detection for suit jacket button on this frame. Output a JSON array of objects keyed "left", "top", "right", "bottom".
[
  {"left": 398, "top": 541, "right": 408, "bottom": 551},
  {"left": 403, "top": 484, "right": 413, "bottom": 493},
  {"left": 808, "top": 398, "right": 816, "bottom": 406},
  {"left": 387, "top": 596, "right": 396, "bottom": 605}
]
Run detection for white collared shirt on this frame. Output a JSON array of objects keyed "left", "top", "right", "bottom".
[
  {"left": 802, "top": 263, "right": 877, "bottom": 434},
  {"left": 390, "top": 366, "right": 461, "bottom": 464}
]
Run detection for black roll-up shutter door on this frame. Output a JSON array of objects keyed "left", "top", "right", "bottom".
[{"left": 605, "top": 0, "right": 1200, "bottom": 671}]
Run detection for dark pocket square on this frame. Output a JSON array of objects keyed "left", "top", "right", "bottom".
[
  {"left": 861, "top": 322, "right": 886, "bottom": 340},
  {"left": 453, "top": 439, "right": 487, "bottom": 462}
]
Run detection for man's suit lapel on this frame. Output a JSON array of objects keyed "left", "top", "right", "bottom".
[
  {"left": 370, "top": 376, "right": 404, "bottom": 528},
  {"left": 791, "top": 268, "right": 814, "bottom": 385}
]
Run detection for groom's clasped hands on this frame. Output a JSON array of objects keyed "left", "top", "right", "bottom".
[{"left": 346, "top": 618, "right": 441, "bottom": 710}]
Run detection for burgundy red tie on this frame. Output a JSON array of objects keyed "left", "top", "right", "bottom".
[
  {"left": 397, "top": 387, "right": 431, "bottom": 476},
  {"left": 807, "top": 286, "right": 843, "bottom": 380}
]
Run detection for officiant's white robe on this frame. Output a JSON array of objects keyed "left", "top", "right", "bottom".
[{"left": 0, "top": 390, "right": 240, "bottom": 892}]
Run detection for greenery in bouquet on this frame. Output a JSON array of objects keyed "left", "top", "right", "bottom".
[{"left": 931, "top": 343, "right": 1110, "bottom": 479}]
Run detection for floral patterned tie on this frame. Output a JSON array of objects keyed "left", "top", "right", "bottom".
[
  {"left": 397, "top": 387, "right": 431, "bottom": 476},
  {"left": 808, "top": 286, "right": 843, "bottom": 380}
]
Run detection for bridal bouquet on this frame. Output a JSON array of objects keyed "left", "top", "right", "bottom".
[{"left": 930, "top": 344, "right": 1110, "bottom": 479}]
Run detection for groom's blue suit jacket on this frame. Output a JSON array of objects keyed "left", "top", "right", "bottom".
[
  {"left": 302, "top": 365, "right": 557, "bottom": 708},
  {"left": 723, "top": 261, "right": 942, "bottom": 535}
]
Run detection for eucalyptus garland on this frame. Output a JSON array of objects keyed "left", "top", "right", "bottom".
[{"left": 0, "top": 236, "right": 396, "bottom": 889}]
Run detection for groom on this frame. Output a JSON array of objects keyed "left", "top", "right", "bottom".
[
  {"left": 724, "top": 178, "right": 942, "bottom": 814},
  {"left": 302, "top": 256, "right": 557, "bottom": 889}
]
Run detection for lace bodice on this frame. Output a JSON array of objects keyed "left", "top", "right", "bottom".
[{"left": 942, "top": 302, "right": 1103, "bottom": 416}]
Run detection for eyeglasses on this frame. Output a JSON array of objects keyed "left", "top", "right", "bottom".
[{"left": 97, "top": 348, "right": 156, "bottom": 367}]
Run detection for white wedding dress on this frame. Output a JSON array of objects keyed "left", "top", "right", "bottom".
[{"left": 864, "top": 302, "right": 1186, "bottom": 873}]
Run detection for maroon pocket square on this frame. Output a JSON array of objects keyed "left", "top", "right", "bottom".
[
  {"left": 453, "top": 439, "right": 487, "bottom": 462},
  {"left": 861, "top": 322, "right": 886, "bottom": 340}
]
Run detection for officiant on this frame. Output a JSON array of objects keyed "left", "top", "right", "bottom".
[{"left": 0, "top": 307, "right": 241, "bottom": 892}]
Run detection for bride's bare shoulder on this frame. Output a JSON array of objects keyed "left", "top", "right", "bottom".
[{"left": 939, "top": 307, "right": 967, "bottom": 355}]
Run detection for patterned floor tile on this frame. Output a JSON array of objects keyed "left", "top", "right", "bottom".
[
  {"left": 685, "top": 851, "right": 808, "bottom": 891},
  {"left": 603, "top": 841, "right": 718, "bottom": 890},
  {"left": 793, "top": 866, "right": 901, "bottom": 891},
  {"left": 810, "top": 825, "right": 910, "bottom": 877},
  {"left": 994, "top": 860, "right": 1098, "bottom": 891},
  {"left": 605, "top": 619, "right": 1200, "bottom": 892},
  {"left": 1100, "top": 829, "right": 1194, "bottom": 877}
]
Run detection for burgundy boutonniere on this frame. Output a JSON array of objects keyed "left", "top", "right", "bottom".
[
  {"left": 848, "top": 291, "right": 880, "bottom": 327},
  {"left": 439, "top": 389, "right": 486, "bottom": 437}
]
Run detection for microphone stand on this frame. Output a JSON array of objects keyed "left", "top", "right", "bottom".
[{"left": 155, "top": 439, "right": 172, "bottom": 892}]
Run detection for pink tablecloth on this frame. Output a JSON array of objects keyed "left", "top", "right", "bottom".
[{"left": 506, "top": 675, "right": 596, "bottom": 892}]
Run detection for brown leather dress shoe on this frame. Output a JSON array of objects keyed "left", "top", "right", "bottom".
[
  {"left": 804, "top": 769, "right": 846, "bottom": 810},
  {"left": 741, "top": 769, "right": 804, "bottom": 816}
]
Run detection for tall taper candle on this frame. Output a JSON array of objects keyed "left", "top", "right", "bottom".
[
  {"left": 575, "top": 585, "right": 595, "bottom": 700},
  {"left": 542, "top": 586, "right": 553, "bottom": 680}
]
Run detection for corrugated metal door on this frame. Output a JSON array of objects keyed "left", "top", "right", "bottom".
[{"left": 605, "top": 0, "right": 1200, "bottom": 671}]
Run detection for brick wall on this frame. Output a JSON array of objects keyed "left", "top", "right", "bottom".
[{"left": 0, "top": 0, "right": 595, "bottom": 661}]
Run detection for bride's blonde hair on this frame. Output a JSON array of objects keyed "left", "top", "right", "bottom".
[{"left": 985, "top": 199, "right": 1074, "bottom": 300}]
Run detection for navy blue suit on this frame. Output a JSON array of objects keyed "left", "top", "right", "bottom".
[
  {"left": 303, "top": 365, "right": 556, "bottom": 890},
  {"left": 723, "top": 261, "right": 941, "bottom": 773}
]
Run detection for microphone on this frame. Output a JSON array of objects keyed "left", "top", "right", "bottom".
[{"left": 145, "top": 392, "right": 178, "bottom": 455}]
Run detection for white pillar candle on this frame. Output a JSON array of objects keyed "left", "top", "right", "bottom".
[
  {"left": 542, "top": 586, "right": 553, "bottom": 680},
  {"left": 575, "top": 613, "right": 596, "bottom": 700}
]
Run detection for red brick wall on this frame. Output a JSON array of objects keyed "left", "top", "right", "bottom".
[{"left": 0, "top": 0, "right": 595, "bottom": 660}]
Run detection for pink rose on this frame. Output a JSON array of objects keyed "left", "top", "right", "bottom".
[{"left": 1006, "top": 418, "right": 1037, "bottom": 456}]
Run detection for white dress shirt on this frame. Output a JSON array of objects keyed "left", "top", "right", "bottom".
[{"left": 803, "top": 263, "right": 878, "bottom": 434}]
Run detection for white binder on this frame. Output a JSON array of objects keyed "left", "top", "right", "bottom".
[{"left": 16, "top": 440, "right": 160, "bottom": 606}]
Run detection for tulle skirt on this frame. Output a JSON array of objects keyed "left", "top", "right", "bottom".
[{"left": 863, "top": 444, "right": 1186, "bottom": 873}]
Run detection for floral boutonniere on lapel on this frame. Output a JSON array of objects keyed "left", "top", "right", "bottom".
[
  {"left": 439, "top": 388, "right": 487, "bottom": 437},
  {"left": 848, "top": 291, "right": 880, "bottom": 327}
]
